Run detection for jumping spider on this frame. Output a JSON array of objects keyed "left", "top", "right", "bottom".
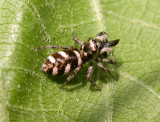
[{"left": 39, "top": 32, "right": 119, "bottom": 90}]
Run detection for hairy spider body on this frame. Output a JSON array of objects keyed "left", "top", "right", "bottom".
[
  {"left": 41, "top": 50, "right": 82, "bottom": 75},
  {"left": 39, "top": 32, "right": 119, "bottom": 90}
]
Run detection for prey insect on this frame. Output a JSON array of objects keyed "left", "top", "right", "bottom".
[{"left": 39, "top": 32, "right": 119, "bottom": 90}]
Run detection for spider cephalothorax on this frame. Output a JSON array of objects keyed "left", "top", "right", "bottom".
[{"left": 39, "top": 32, "right": 119, "bottom": 90}]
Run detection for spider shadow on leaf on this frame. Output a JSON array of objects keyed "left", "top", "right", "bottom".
[
  {"left": 44, "top": 65, "right": 88, "bottom": 91},
  {"left": 87, "top": 61, "right": 122, "bottom": 91},
  {"left": 44, "top": 61, "right": 122, "bottom": 92}
]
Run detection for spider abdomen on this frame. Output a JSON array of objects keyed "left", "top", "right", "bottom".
[{"left": 41, "top": 50, "right": 82, "bottom": 75}]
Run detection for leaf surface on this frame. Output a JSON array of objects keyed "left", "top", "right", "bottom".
[{"left": 1, "top": 0, "right": 160, "bottom": 121}]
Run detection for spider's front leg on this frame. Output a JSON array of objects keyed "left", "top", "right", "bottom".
[{"left": 86, "top": 62, "right": 101, "bottom": 90}]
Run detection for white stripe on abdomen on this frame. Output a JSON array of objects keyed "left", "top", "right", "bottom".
[
  {"left": 64, "top": 63, "right": 71, "bottom": 74},
  {"left": 73, "top": 51, "right": 82, "bottom": 66}
]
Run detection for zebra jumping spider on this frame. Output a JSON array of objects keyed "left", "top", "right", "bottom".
[{"left": 39, "top": 32, "right": 119, "bottom": 90}]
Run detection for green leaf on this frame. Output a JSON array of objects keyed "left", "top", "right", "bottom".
[{"left": 1, "top": 0, "right": 160, "bottom": 121}]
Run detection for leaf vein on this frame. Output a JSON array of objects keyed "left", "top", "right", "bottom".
[
  {"left": 107, "top": 11, "right": 160, "bottom": 30},
  {"left": 32, "top": 4, "right": 51, "bottom": 43},
  {"left": 119, "top": 71, "right": 160, "bottom": 100},
  {"left": 91, "top": 0, "right": 114, "bottom": 121}
]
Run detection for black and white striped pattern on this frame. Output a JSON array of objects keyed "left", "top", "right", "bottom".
[
  {"left": 40, "top": 32, "right": 119, "bottom": 90},
  {"left": 41, "top": 50, "right": 82, "bottom": 76}
]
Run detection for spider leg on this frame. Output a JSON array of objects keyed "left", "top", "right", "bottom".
[
  {"left": 97, "top": 62, "right": 111, "bottom": 73},
  {"left": 60, "top": 65, "right": 83, "bottom": 89},
  {"left": 38, "top": 45, "right": 76, "bottom": 50},
  {"left": 101, "top": 58, "right": 116, "bottom": 64},
  {"left": 73, "top": 34, "right": 84, "bottom": 45},
  {"left": 87, "top": 62, "right": 101, "bottom": 90}
]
